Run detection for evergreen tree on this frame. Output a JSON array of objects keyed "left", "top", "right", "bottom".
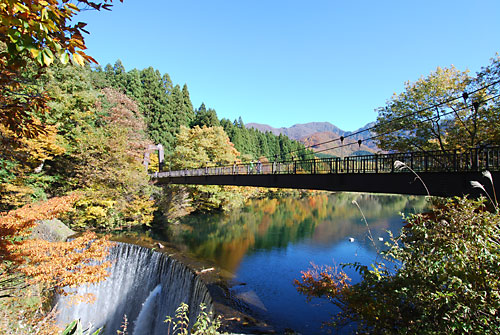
[
  {"left": 182, "top": 84, "right": 195, "bottom": 126},
  {"left": 90, "top": 64, "right": 109, "bottom": 89},
  {"left": 124, "top": 68, "right": 144, "bottom": 103},
  {"left": 169, "top": 85, "right": 186, "bottom": 132},
  {"left": 111, "top": 59, "right": 127, "bottom": 91},
  {"left": 139, "top": 67, "right": 174, "bottom": 152},
  {"left": 191, "top": 103, "right": 220, "bottom": 128},
  {"left": 104, "top": 63, "right": 114, "bottom": 79},
  {"left": 162, "top": 73, "right": 173, "bottom": 96}
]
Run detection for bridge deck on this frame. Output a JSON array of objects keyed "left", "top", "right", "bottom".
[{"left": 153, "top": 147, "right": 500, "bottom": 197}]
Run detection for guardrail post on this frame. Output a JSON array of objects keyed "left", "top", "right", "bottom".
[
  {"left": 313, "top": 159, "right": 316, "bottom": 174},
  {"left": 375, "top": 155, "right": 378, "bottom": 173},
  {"left": 346, "top": 157, "right": 349, "bottom": 173},
  {"left": 424, "top": 155, "right": 428, "bottom": 172},
  {"left": 294, "top": 161, "right": 297, "bottom": 174}
]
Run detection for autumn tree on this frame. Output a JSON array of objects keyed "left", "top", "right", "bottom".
[
  {"left": 0, "top": 0, "right": 122, "bottom": 138},
  {"left": 171, "top": 125, "right": 239, "bottom": 168},
  {"left": 0, "top": 122, "right": 65, "bottom": 210},
  {"left": 375, "top": 59, "right": 500, "bottom": 153},
  {"left": 454, "top": 54, "right": 500, "bottom": 147},
  {"left": 0, "top": 195, "right": 113, "bottom": 332},
  {"left": 0, "top": 3, "right": 137, "bottom": 331},
  {"left": 374, "top": 66, "right": 471, "bottom": 152},
  {"left": 66, "top": 88, "right": 158, "bottom": 230},
  {"left": 167, "top": 125, "right": 243, "bottom": 212}
]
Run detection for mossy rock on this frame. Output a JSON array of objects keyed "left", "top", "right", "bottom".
[{"left": 30, "top": 219, "right": 75, "bottom": 242}]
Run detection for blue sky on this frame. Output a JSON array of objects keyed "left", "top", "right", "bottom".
[{"left": 78, "top": 0, "right": 500, "bottom": 131}]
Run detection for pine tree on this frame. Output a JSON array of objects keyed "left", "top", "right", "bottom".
[
  {"left": 139, "top": 67, "right": 174, "bottom": 152},
  {"left": 124, "top": 68, "right": 144, "bottom": 103},
  {"left": 169, "top": 85, "right": 185, "bottom": 132},
  {"left": 191, "top": 103, "right": 220, "bottom": 128},
  {"left": 182, "top": 84, "right": 195, "bottom": 126},
  {"left": 111, "top": 60, "right": 127, "bottom": 92}
]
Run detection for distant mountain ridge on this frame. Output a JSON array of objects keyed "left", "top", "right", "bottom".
[
  {"left": 247, "top": 121, "right": 380, "bottom": 156},
  {"left": 246, "top": 121, "right": 345, "bottom": 140}
]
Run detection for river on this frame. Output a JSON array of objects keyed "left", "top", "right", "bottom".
[{"left": 143, "top": 192, "right": 428, "bottom": 334}]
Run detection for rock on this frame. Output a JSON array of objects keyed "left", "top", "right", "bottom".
[
  {"left": 157, "top": 242, "right": 165, "bottom": 249},
  {"left": 30, "top": 219, "right": 75, "bottom": 242}
]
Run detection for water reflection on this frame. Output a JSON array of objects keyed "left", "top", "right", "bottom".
[
  {"left": 157, "top": 193, "right": 427, "bottom": 273},
  {"left": 152, "top": 192, "right": 428, "bottom": 334}
]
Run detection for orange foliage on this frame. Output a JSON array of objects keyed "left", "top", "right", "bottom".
[
  {"left": 0, "top": 194, "right": 112, "bottom": 295},
  {"left": 0, "top": 194, "right": 78, "bottom": 240},
  {"left": 12, "top": 233, "right": 112, "bottom": 290},
  {"left": 294, "top": 263, "right": 351, "bottom": 302}
]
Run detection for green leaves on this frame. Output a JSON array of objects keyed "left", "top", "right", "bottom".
[
  {"left": 164, "top": 302, "right": 222, "bottom": 335},
  {"left": 42, "top": 48, "right": 54, "bottom": 66},
  {"left": 0, "top": 1, "right": 123, "bottom": 137},
  {"left": 59, "top": 51, "right": 70, "bottom": 65},
  {"left": 374, "top": 66, "right": 470, "bottom": 152},
  {"left": 62, "top": 319, "right": 103, "bottom": 335},
  {"left": 297, "top": 197, "right": 500, "bottom": 334}
]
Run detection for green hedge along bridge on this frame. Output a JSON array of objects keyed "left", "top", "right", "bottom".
[{"left": 150, "top": 146, "right": 500, "bottom": 197}]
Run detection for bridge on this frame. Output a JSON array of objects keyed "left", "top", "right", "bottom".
[{"left": 152, "top": 147, "right": 500, "bottom": 197}]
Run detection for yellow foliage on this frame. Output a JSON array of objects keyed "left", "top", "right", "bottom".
[
  {"left": 68, "top": 190, "right": 155, "bottom": 230},
  {"left": 0, "top": 182, "right": 34, "bottom": 209},
  {"left": 0, "top": 119, "right": 65, "bottom": 169},
  {"left": 86, "top": 205, "right": 111, "bottom": 220},
  {"left": 147, "top": 152, "right": 160, "bottom": 173},
  {"left": 123, "top": 196, "right": 155, "bottom": 227},
  {"left": 69, "top": 196, "right": 117, "bottom": 230},
  {"left": 0, "top": 122, "right": 66, "bottom": 210}
]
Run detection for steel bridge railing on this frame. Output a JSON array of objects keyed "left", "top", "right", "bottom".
[{"left": 155, "top": 146, "right": 500, "bottom": 178}]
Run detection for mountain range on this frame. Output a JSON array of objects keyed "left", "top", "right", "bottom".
[{"left": 247, "top": 121, "right": 380, "bottom": 157}]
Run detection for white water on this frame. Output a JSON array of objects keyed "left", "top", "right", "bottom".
[
  {"left": 55, "top": 243, "right": 212, "bottom": 335},
  {"left": 133, "top": 284, "right": 162, "bottom": 335}
]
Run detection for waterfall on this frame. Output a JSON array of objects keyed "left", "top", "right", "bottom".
[
  {"left": 133, "top": 284, "right": 162, "bottom": 335},
  {"left": 54, "top": 243, "right": 213, "bottom": 335}
]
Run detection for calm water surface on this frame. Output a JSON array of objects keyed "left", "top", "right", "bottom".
[{"left": 155, "top": 192, "right": 428, "bottom": 334}]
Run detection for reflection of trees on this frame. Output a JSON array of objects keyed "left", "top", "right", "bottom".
[{"left": 161, "top": 193, "right": 428, "bottom": 272}]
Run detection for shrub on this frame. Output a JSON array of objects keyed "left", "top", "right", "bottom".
[{"left": 296, "top": 197, "right": 500, "bottom": 334}]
